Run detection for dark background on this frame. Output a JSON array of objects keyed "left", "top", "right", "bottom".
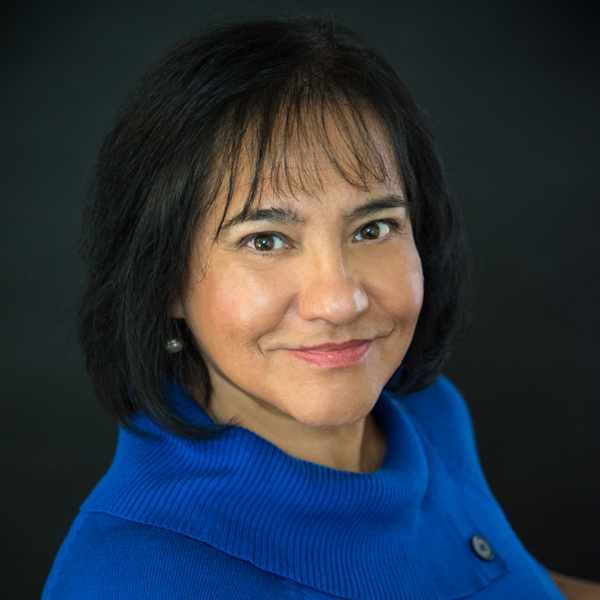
[{"left": 2, "top": 0, "right": 599, "bottom": 597}]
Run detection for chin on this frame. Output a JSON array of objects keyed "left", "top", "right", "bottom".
[{"left": 284, "top": 392, "right": 376, "bottom": 429}]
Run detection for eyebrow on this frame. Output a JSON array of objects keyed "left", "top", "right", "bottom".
[
  {"left": 219, "top": 195, "right": 408, "bottom": 232},
  {"left": 220, "top": 207, "right": 305, "bottom": 232},
  {"left": 344, "top": 195, "right": 408, "bottom": 222}
]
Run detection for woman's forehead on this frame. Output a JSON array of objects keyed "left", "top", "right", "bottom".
[
  {"left": 212, "top": 159, "right": 404, "bottom": 233},
  {"left": 210, "top": 106, "right": 402, "bottom": 226}
]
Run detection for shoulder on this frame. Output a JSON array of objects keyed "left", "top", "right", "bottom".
[
  {"left": 398, "top": 376, "right": 488, "bottom": 489},
  {"left": 43, "top": 510, "right": 298, "bottom": 600},
  {"left": 400, "top": 376, "right": 474, "bottom": 444}
]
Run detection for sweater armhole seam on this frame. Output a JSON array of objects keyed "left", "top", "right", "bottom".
[
  {"left": 407, "top": 409, "right": 489, "bottom": 494},
  {"left": 284, "top": 578, "right": 308, "bottom": 599},
  {"left": 43, "top": 511, "right": 90, "bottom": 599}
]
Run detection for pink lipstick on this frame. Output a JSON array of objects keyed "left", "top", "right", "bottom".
[{"left": 287, "top": 339, "right": 372, "bottom": 369}]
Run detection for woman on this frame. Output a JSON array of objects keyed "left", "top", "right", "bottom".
[{"left": 42, "top": 17, "right": 595, "bottom": 600}]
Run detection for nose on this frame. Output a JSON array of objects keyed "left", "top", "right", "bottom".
[{"left": 297, "top": 250, "right": 368, "bottom": 325}]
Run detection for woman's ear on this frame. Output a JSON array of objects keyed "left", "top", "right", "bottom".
[{"left": 169, "top": 297, "right": 186, "bottom": 320}]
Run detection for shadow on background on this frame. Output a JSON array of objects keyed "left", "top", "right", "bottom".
[{"left": 2, "top": 0, "right": 599, "bottom": 597}]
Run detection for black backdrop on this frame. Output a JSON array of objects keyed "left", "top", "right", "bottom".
[{"left": 3, "top": 0, "right": 599, "bottom": 597}]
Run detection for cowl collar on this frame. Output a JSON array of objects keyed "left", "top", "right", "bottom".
[{"left": 83, "top": 380, "right": 506, "bottom": 599}]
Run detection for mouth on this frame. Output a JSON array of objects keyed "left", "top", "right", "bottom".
[{"left": 287, "top": 339, "right": 373, "bottom": 369}]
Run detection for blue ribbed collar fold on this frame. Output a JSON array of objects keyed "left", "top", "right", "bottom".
[{"left": 83, "top": 380, "right": 506, "bottom": 599}]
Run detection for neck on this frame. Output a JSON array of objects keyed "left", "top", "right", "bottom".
[{"left": 204, "top": 391, "right": 387, "bottom": 473}]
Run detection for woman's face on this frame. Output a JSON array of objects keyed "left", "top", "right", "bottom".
[{"left": 173, "top": 128, "right": 423, "bottom": 430}]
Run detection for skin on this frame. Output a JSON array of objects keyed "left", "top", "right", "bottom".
[
  {"left": 173, "top": 123, "right": 423, "bottom": 473},
  {"left": 548, "top": 572, "right": 600, "bottom": 599}
]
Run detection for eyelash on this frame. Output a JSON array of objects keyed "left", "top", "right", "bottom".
[{"left": 240, "top": 219, "right": 402, "bottom": 254}]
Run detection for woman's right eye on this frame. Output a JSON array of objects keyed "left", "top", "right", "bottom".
[{"left": 245, "top": 233, "right": 287, "bottom": 252}]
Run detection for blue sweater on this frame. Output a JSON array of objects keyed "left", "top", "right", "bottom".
[{"left": 43, "top": 377, "right": 565, "bottom": 599}]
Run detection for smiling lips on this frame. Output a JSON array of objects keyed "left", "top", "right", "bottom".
[{"left": 287, "top": 339, "right": 373, "bottom": 369}]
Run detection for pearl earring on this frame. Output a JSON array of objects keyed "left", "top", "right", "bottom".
[{"left": 165, "top": 339, "right": 183, "bottom": 353}]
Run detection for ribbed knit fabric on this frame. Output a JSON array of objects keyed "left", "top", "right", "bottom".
[{"left": 43, "top": 377, "right": 565, "bottom": 599}]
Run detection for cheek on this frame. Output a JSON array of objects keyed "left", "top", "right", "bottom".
[
  {"left": 369, "top": 248, "right": 424, "bottom": 324},
  {"left": 402, "top": 260, "right": 425, "bottom": 320},
  {"left": 186, "top": 265, "right": 293, "bottom": 350}
]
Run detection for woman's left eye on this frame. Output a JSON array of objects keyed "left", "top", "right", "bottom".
[{"left": 353, "top": 220, "right": 394, "bottom": 241}]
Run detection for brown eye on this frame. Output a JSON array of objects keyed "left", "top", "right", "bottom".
[
  {"left": 250, "top": 233, "right": 285, "bottom": 251},
  {"left": 359, "top": 222, "right": 381, "bottom": 239},
  {"left": 355, "top": 221, "right": 393, "bottom": 241}
]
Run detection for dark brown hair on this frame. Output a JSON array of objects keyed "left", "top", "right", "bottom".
[{"left": 79, "top": 16, "right": 470, "bottom": 438}]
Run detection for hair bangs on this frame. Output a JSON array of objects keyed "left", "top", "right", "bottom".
[{"left": 211, "top": 81, "right": 400, "bottom": 235}]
